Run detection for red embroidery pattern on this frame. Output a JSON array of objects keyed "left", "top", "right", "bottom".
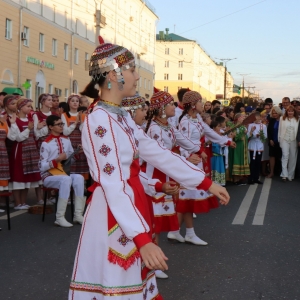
[
  {"left": 118, "top": 234, "right": 130, "bottom": 247},
  {"left": 41, "top": 146, "right": 44, "bottom": 152},
  {"left": 182, "top": 127, "right": 187, "bottom": 131},
  {"left": 135, "top": 138, "right": 139, "bottom": 147},
  {"left": 163, "top": 205, "right": 169, "bottom": 211},
  {"left": 103, "top": 163, "right": 115, "bottom": 175},
  {"left": 117, "top": 115, "right": 123, "bottom": 123},
  {"left": 94, "top": 126, "right": 107, "bottom": 138},
  {"left": 153, "top": 134, "right": 159, "bottom": 140},
  {"left": 180, "top": 191, "right": 185, "bottom": 196},
  {"left": 149, "top": 283, "right": 155, "bottom": 293},
  {"left": 99, "top": 144, "right": 111, "bottom": 157}
]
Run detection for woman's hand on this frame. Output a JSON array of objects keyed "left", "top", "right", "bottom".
[
  {"left": 230, "top": 141, "right": 236, "bottom": 148},
  {"left": 76, "top": 111, "right": 82, "bottom": 124},
  {"left": 208, "top": 182, "right": 230, "bottom": 205},
  {"left": 37, "top": 120, "right": 46, "bottom": 129},
  {"left": 140, "top": 243, "right": 168, "bottom": 271},
  {"left": 200, "top": 151, "right": 207, "bottom": 163},
  {"left": 28, "top": 121, "right": 34, "bottom": 130},
  {"left": 9, "top": 113, "right": 17, "bottom": 124},
  {"left": 162, "top": 181, "right": 180, "bottom": 195},
  {"left": 187, "top": 154, "right": 201, "bottom": 165}
]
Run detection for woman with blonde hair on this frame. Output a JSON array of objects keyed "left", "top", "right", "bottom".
[
  {"left": 278, "top": 105, "right": 299, "bottom": 181},
  {"left": 267, "top": 106, "right": 282, "bottom": 178}
]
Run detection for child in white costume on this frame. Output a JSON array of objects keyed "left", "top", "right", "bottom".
[{"left": 69, "top": 43, "right": 230, "bottom": 300}]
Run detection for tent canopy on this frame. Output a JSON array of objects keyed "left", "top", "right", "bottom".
[{"left": 2, "top": 87, "right": 24, "bottom": 96}]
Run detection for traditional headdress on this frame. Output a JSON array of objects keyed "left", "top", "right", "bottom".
[
  {"left": 122, "top": 93, "right": 145, "bottom": 116},
  {"left": 150, "top": 91, "right": 173, "bottom": 110},
  {"left": 3, "top": 95, "right": 19, "bottom": 107},
  {"left": 67, "top": 94, "right": 81, "bottom": 104},
  {"left": 89, "top": 43, "right": 135, "bottom": 90},
  {"left": 17, "top": 98, "right": 32, "bottom": 110},
  {"left": 182, "top": 91, "right": 202, "bottom": 108}
]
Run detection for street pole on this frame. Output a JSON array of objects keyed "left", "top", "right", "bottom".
[
  {"left": 238, "top": 73, "right": 250, "bottom": 104},
  {"left": 94, "top": 0, "right": 104, "bottom": 46},
  {"left": 216, "top": 58, "right": 236, "bottom": 100}
]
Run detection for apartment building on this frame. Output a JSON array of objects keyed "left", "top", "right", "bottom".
[{"left": 155, "top": 31, "right": 234, "bottom": 102}]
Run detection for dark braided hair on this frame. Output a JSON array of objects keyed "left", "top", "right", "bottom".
[
  {"left": 178, "top": 104, "right": 191, "bottom": 124},
  {"left": 80, "top": 76, "right": 106, "bottom": 99},
  {"left": 145, "top": 109, "right": 159, "bottom": 133}
]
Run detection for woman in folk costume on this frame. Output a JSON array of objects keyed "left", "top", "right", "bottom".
[
  {"left": 33, "top": 93, "right": 53, "bottom": 150},
  {"left": 144, "top": 91, "right": 201, "bottom": 279},
  {"left": 230, "top": 113, "right": 250, "bottom": 185},
  {"left": 175, "top": 91, "right": 221, "bottom": 245},
  {"left": 69, "top": 42, "right": 230, "bottom": 300},
  {"left": 9, "top": 98, "right": 42, "bottom": 210},
  {"left": 61, "top": 95, "right": 89, "bottom": 180}
]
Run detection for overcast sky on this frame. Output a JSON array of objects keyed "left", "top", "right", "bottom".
[{"left": 150, "top": 0, "right": 300, "bottom": 103}]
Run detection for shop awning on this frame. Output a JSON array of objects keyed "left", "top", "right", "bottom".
[{"left": 2, "top": 87, "right": 24, "bottom": 96}]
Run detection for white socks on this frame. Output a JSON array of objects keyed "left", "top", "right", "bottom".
[{"left": 186, "top": 227, "right": 195, "bottom": 237}]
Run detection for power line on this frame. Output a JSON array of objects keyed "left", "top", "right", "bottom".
[{"left": 180, "top": 0, "right": 268, "bottom": 34}]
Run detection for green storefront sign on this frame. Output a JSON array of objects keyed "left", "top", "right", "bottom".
[{"left": 26, "top": 56, "right": 55, "bottom": 70}]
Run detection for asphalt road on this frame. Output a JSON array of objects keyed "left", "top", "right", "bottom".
[{"left": 1, "top": 176, "right": 299, "bottom": 300}]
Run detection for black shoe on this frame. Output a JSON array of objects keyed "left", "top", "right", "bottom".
[
  {"left": 248, "top": 180, "right": 254, "bottom": 185},
  {"left": 235, "top": 180, "right": 247, "bottom": 186},
  {"left": 254, "top": 180, "right": 263, "bottom": 184}
]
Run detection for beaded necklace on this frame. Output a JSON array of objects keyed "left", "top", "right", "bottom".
[{"left": 99, "top": 99, "right": 121, "bottom": 107}]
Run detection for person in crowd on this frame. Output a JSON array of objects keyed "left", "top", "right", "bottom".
[
  {"left": 169, "top": 88, "right": 190, "bottom": 128},
  {"left": 296, "top": 102, "right": 300, "bottom": 116},
  {"left": 145, "top": 91, "right": 201, "bottom": 278},
  {"left": 69, "top": 42, "right": 230, "bottom": 300},
  {"left": 33, "top": 93, "right": 53, "bottom": 149},
  {"left": 233, "top": 102, "right": 245, "bottom": 115},
  {"left": 39, "top": 115, "right": 85, "bottom": 227},
  {"left": 9, "top": 98, "right": 42, "bottom": 209},
  {"left": 231, "top": 113, "right": 250, "bottom": 185},
  {"left": 51, "top": 94, "right": 60, "bottom": 115},
  {"left": 264, "top": 97, "right": 273, "bottom": 109},
  {"left": 212, "top": 107, "right": 221, "bottom": 114},
  {"left": 79, "top": 95, "right": 90, "bottom": 108},
  {"left": 202, "top": 113, "right": 213, "bottom": 178},
  {"left": 224, "top": 107, "right": 234, "bottom": 122},
  {"left": 61, "top": 94, "right": 89, "bottom": 180},
  {"left": 216, "top": 110, "right": 226, "bottom": 118},
  {"left": 58, "top": 102, "right": 68, "bottom": 116},
  {"left": 0, "top": 92, "right": 7, "bottom": 113},
  {"left": 247, "top": 111, "right": 268, "bottom": 184},
  {"left": 261, "top": 110, "right": 270, "bottom": 176},
  {"left": 2, "top": 95, "right": 18, "bottom": 117},
  {"left": 278, "top": 105, "right": 299, "bottom": 181},
  {"left": 210, "top": 116, "right": 226, "bottom": 186},
  {"left": 211, "top": 100, "right": 221, "bottom": 111},
  {"left": 204, "top": 100, "right": 212, "bottom": 113},
  {"left": 267, "top": 106, "right": 282, "bottom": 178},
  {"left": 281, "top": 97, "right": 290, "bottom": 113}
]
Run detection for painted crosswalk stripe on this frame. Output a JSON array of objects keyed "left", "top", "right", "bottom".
[
  {"left": 232, "top": 184, "right": 258, "bottom": 225},
  {"left": 0, "top": 210, "right": 27, "bottom": 220},
  {"left": 252, "top": 178, "right": 272, "bottom": 225}
]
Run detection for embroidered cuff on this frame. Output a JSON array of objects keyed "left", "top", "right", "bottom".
[
  {"left": 197, "top": 177, "right": 213, "bottom": 191},
  {"left": 155, "top": 182, "right": 163, "bottom": 193},
  {"left": 51, "top": 160, "right": 58, "bottom": 168},
  {"left": 133, "top": 233, "right": 152, "bottom": 250},
  {"left": 226, "top": 140, "right": 232, "bottom": 146}
]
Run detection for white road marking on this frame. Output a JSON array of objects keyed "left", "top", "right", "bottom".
[
  {"left": 232, "top": 184, "right": 258, "bottom": 225},
  {"left": 0, "top": 210, "right": 27, "bottom": 220},
  {"left": 252, "top": 178, "right": 272, "bottom": 225}
]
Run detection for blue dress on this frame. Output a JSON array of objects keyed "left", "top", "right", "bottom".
[{"left": 211, "top": 143, "right": 226, "bottom": 186}]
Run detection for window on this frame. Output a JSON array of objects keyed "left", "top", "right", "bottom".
[
  {"left": 74, "top": 48, "right": 79, "bottom": 64},
  {"left": 178, "top": 61, "right": 183, "bottom": 68},
  {"left": 65, "top": 88, "right": 69, "bottom": 100},
  {"left": 165, "top": 48, "right": 169, "bottom": 55},
  {"left": 55, "top": 88, "right": 62, "bottom": 96},
  {"left": 64, "top": 12, "right": 68, "bottom": 28},
  {"left": 164, "top": 74, "right": 169, "bottom": 80},
  {"left": 148, "top": 80, "right": 151, "bottom": 91},
  {"left": 39, "top": 33, "right": 44, "bottom": 52},
  {"left": 165, "top": 61, "right": 169, "bottom": 68},
  {"left": 73, "top": 80, "right": 78, "bottom": 94},
  {"left": 53, "top": 5, "right": 56, "bottom": 22},
  {"left": 179, "top": 48, "right": 183, "bottom": 55},
  {"left": 52, "top": 39, "right": 57, "bottom": 56},
  {"left": 85, "top": 52, "right": 89, "bottom": 60},
  {"left": 178, "top": 74, "right": 183, "bottom": 80},
  {"left": 144, "top": 78, "right": 147, "bottom": 89},
  {"left": 164, "top": 86, "right": 168, "bottom": 92},
  {"left": 48, "top": 84, "right": 53, "bottom": 94},
  {"left": 23, "top": 26, "right": 29, "bottom": 46},
  {"left": 5, "top": 19, "right": 12, "bottom": 40},
  {"left": 25, "top": 79, "right": 32, "bottom": 99},
  {"left": 64, "top": 44, "right": 69, "bottom": 60},
  {"left": 139, "top": 77, "right": 142, "bottom": 88}
]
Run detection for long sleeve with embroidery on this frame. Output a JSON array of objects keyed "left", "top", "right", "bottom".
[
  {"left": 33, "top": 114, "right": 49, "bottom": 139},
  {"left": 61, "top": 114, "right": 77, "bottom": 136},
  {"left": 139, "top": 171, "right": 163, "bottom": 196},
  {"left": 6, "top": 123, "right": 19, "bottom": 141}
]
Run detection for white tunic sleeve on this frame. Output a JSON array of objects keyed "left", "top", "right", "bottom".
[
  {"left": 33, "top": 113, "right": 48, "bottom": 139},
  {"left": 147, "top": 123, "right": 166, "bottom": 148},
  {"left": 134, "top": 123, "right": 211, "bottom": 191},
  {"left": 139, "top": 171, "right": 161, "bottom": 197},
  {"left": 15, "top": 127, "right": 30, "bottom": 142},
  {"left": 173, "top": 127, "right": 200, "bottom": 153},
  {"left": 39, "top": 142, "right": 55, "bottom": 172},
  {"left": 7, "top": 123, "right": 19, "bottom": 141},
  {"left": 61, "top": 114, "right": 77, "bottom": 136},
  {"left": 82, "top": 111, "right": 150, "bottom": 242}
]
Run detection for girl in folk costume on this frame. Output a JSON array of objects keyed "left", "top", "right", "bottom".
[
  {"left": 33, "top": 93, "right": 53, "bottom": 150},
  {"left": 69, "top": 42, "right": 230, "bottom": 300},
  {"left": 61, "top": 95, "right": 89, "bottom": 180},
  {"left": 176, "top": 91, "right": 222, "bottom": 246},
  {"left": 247, "top": 111, "right": 268, "bottom": 184},
  {"left": 9, "top": 98, "right": 42, "bottom": 210},
  {"left": 210, "top": 117, "right": 227, "bottom": 186},
  {"left": 144, "top": 91, "right": 201, "bottom": 279},
  {"left": 260, "top": 110, "right": 270, "bottom": 176},
  {"left": 231, "top": 113, "right": 250, "bottom": 185},
  {"left": 2, "top": 95, "right": 18, "bottom": 118}
]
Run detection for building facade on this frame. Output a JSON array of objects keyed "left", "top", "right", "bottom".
[
  {"left": 0, "top": 0, "right": 158, "bottom": 107},
  {"left": 155, "top": 32, "right": 234, "bottom": 102}
]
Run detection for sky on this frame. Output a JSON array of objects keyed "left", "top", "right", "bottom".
[{"left": 149, "top": 0, "right": 300, "bottom": 103}]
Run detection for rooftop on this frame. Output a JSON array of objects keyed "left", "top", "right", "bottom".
[{"left": 156, "top": 32, "right": 195, "bottom": 42}]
